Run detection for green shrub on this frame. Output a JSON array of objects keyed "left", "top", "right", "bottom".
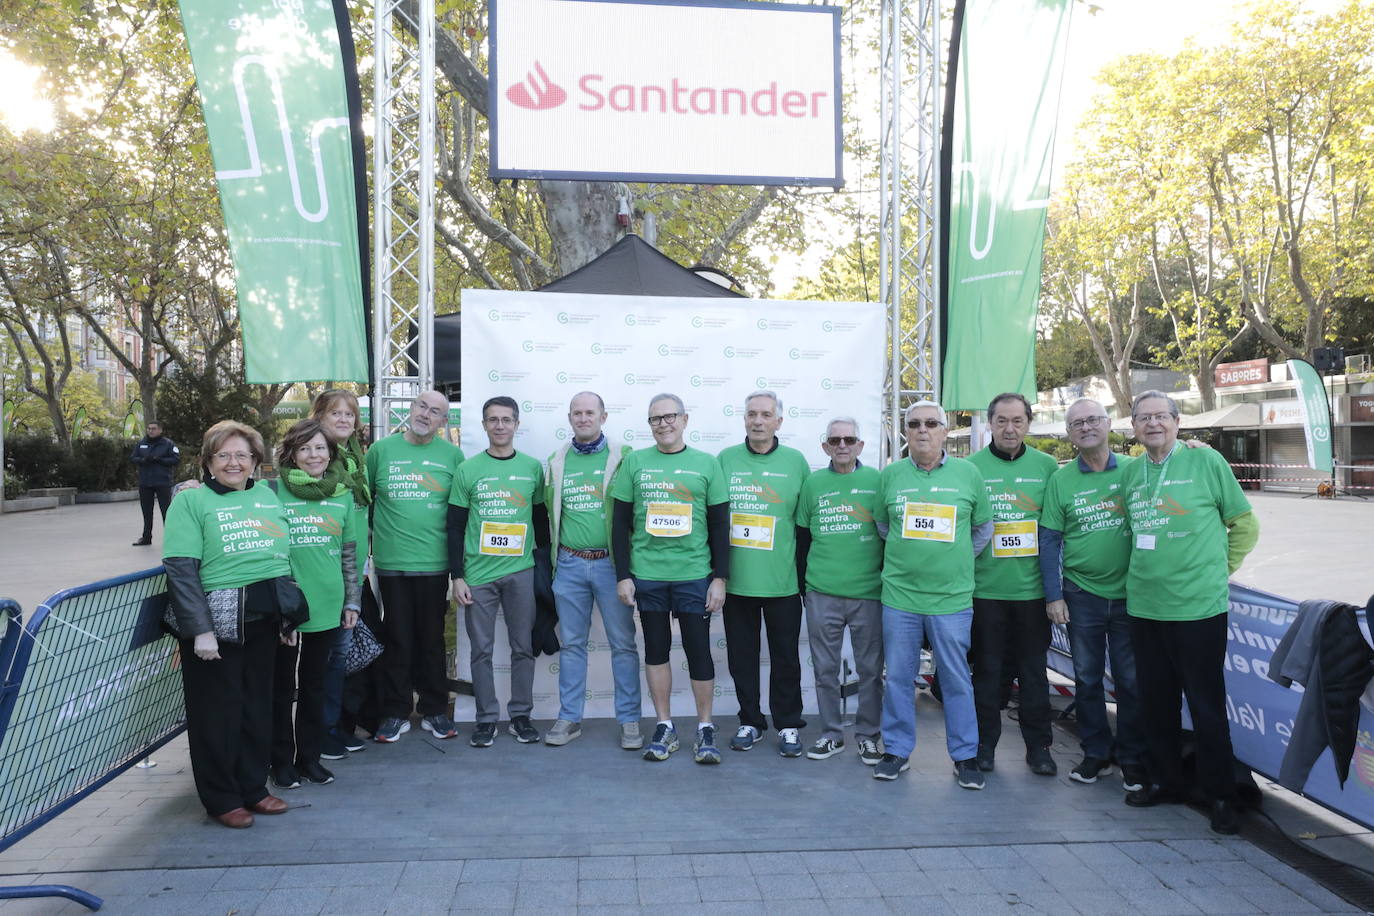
[
  {"left": 3, "top": 434, "right": 142, "bottom": 491},
  {"left": 3, "top": 469, "right": 26, "bottom": 499}
]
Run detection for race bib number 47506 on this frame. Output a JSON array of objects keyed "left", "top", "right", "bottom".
[
  {"left": 902, "top": 501, "right": 956, "bottom": 542},
  {"left": 645, "top": 501, "right": 692, "bottom": 538}
]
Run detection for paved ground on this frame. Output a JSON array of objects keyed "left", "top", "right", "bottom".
[{"left": 0, "top": 493, "right": 1371, "bottom": 914}]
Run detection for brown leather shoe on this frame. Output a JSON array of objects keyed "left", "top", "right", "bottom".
[
  {"left": 249, "top": 795, "right": 288, "bottom": 815},
  {"left": 213, "top": 807, "right": 254, "bottom": 829}
]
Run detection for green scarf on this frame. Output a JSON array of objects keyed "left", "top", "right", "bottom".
[
  {"left": 336, "top": 434, "right": 371, "bottom": 508},
  {"left": 279, "top": 465, "right": 348, "bottom": 502}
]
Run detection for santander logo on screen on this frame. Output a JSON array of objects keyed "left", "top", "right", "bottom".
[{"left": 505, "top": 60, "right": 829, "bottom": 119}]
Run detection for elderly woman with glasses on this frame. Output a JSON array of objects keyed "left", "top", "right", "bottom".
[{"left": 162, "top": 420, "right": 301, "bottom": 829}]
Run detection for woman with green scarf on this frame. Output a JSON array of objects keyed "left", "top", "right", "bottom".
[{"left": 269, "top": 418, "right": 362, "bottom": 789}]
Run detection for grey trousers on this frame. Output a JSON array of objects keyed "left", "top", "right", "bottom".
[
  {"left": 805, "top": 590, "right": 884, "bottom": 741},
  {"left": 467, "top": 568, "right": 536, "bottom": 723}
]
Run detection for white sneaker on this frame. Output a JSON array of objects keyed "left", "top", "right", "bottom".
[{"left": 620, "top": 721, "right": 644, "bottom": 750}]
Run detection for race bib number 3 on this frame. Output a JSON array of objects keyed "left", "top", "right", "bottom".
[
  {"left": 729, "top": 512, "right": 775, "bottom": 550},
  {"left": 479, "top": 521, "right": 527, "bottom": 556},
  {"left": 902, "top": 501, "right": 956, "bottom": 542},
  {"left": 645, "top": 501, "right": 692, "bottom": 538},
  {"left": 991, "top": 520, "right": 1038, "bottom": 558}
]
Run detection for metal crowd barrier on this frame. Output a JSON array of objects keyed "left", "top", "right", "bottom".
[{"left": 0, "top": 569, "right": 186, "bottom": 911}]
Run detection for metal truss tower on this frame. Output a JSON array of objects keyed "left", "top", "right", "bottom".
[
  {"left": 879, "top": 0, "right": 942, "bottom": 459},
  {"left": 371, "top": 0, "right": 436, "bottom": 437}
]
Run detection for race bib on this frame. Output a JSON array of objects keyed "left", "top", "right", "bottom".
[
  {"left": 902, "top": 501, "right": 956, "bottom": 542},
  {"left": 479, "top": 521, "right": 527, "bottom": 556},
  {"left": 645, "top": 501, "right": 692, "bottom": 538},
  {"left": 1136, "top": 534, "right": 1156, "bottom": 551},
  {"left": 729, "top": 512, "right": 775, "bottom": 550},
  {"left": 991, "top": 520, "right": 1038, "bottom": 558}
]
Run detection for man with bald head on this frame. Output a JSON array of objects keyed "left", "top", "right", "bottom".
[
  {"left": 543, "top": 392, "right": 642, "bottom": 750},
  {"left": 367, "top": 390, "right": 465, "bottom": 744}
]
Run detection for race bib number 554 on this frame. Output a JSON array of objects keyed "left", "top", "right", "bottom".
[{"left": 902, "top": 501, "right": 956, "bottom": 542}]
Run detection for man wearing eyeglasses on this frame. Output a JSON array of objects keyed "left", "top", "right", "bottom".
[
  {"left": 717, "top": 390, "right": 813, "bottom": 758},
  {"left": 967, "top": 392, "right": 1062, "bottom": 777},
  {"left": 874, "top": 400, "right": 993, "bottom": 787},
  {"left": 367, "top": 389, "right": 465, "bottom": 744},
  {"left": 612, "top": 394, "right": 731, "bottom": 765},
  {"left": 448, "top": 396, "right": 549, "bottom": 748},
  {"left": 1038, "top": 398, "right": 1146, "bottom": 793},
  {"left": 1120, "top": 390, "right": 1258, "bottom": 835},
  {"left": 794, "top": 417, "right": 884, "bottom": 764}
]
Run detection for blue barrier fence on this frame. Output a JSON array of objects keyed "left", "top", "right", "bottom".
[{"left": 0, "top": 569, "right": 186, "bottom": 911}]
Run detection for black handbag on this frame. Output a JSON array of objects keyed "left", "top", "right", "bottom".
[{"left": 345, "top": 618, "right": 384, "bottom": 674}]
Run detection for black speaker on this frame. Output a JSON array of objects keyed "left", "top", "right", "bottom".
[{"left": 1312, "top": 347, "right": 1345, "bottom": 372}]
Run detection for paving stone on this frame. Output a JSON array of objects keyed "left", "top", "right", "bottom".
[
  {"left": 577, "top": 878, "right": 638, "bottom": 906},
  {"left": 753, "top": 872, "right": 820, "bottom": 899},
  {"left": 1175, "top": 883, "right": 1269, "bottom": 913},
  {"left": 255, "top": 885, "right": 334, "bottom": 915},
  {"left": 517, "top": 858, "right": 578, "bottom": 881},
  {"left": 456, "top": 858, "right": 522, "bottom": 882},
  {"left": 575, "top": 856, "right": 635, "bottom": 879},
  {"left": 908, "top": 846, "right": 972, "bottom": 871},
  {"left": 635, "top": 854, "right": 692, "bottom": 878},
  {"left": 636, "top": 876, "right": 701, "bottom": 904},
  {"left": 210, "top": 864, "right": 285, "bottom": 890},
  {"left": 514, "top": 880, "right": 579, "bottom": 908},
  {"left": 959, "top": 846, "right": 1027, "bottom": 869},
  {"left": 695, "top": 876, "right": 761, "bottom": 901},
  {"left": 1163, "top": 838, "right": 1243, "bottom": 862},
  {"left": 881, "top": 896, "right": 960, "bottom": 915},
  {"left": 941, "top": 892, "right": 1018, "bottom": 914},
  {"left": 974, "top": 866, "right": 1053, "bottom": 895},
  {"left": 916, "top": 868, "right": 995, "bottom": 896},
  {"left": 745, "top": 851, "right": 808, "bottom": 874},
  {"left": 1114, "top": 841, "right": 1189, "bottom": 865},
  {"left": 799, "top": 850, "right": 864, "bottom": 872},
  {"left": 449, "top": 881, "right": 518, "bottom": 909},
  {"left": 810, "top": 871, "right": 882, "bottom": 898},
  {"left": 325, "top": 882, "right": 399, "bottom": 914},
  {"left": 200, "top": 888, "right": 269, "bottom": 912},
  {"left": 689, "top": 853, "right": 752, "bottom": 876},
  {"left": 1116, "top": 886, "right": 1205, "bottom": 914}
]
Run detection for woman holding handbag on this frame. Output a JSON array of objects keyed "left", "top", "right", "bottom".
[
  {"left": 162, "top": 420, "right": 302, "bottom": 829},
  {"left": 268, "top": 419, "right": 362, "bottom": 790}
]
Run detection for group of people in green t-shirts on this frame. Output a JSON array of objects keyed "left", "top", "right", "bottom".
[{"left": 164, "top": 381, "right": 1258, "bottom": 838}]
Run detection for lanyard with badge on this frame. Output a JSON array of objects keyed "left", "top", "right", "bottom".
[{"left": 1135, "top": 441, "right": 1178, "bottom": 551}]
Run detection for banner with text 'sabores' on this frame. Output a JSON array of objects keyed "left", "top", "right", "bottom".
[
  {"left": 179, "top": 0, "right": 369, "bottom": 383},
  {"left": 940, "top": 0, "right": 1072, "bottom": 410}
]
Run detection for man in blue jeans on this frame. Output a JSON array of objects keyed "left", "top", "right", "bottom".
[
  {"left": 874, "top": 401, "right": 994, "bottom": 788},
  {"left": 543, "top": 392, "right": 644, "bottom": 750},
  {"left": 1038, "top": 398, "right": 1146, "bottom": 792}
]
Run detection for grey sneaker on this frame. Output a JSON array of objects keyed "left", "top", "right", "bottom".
[
  {"left": 806, "top": 737, "right": 845, "bottom": 760},
  {"left": 694, "top": 725, "right": 722, "bottom": 765},
  {"left": 620, "top": 721, "right": 644, "bottom": 750},
  {"left": 544, "top": 719, "right": 581, "bottom": 746},
  {"left": 857, "top": 736, "right": 882, "bottom": 766},
  {"left": 873, "top": 753, "right": 910, "bottom": 781},
  {"left": 730, "top": 725, "right": 759, "bottom": 751}
]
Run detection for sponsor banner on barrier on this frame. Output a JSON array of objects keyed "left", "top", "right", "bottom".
[{"left": 460, "top": 290, "right": 885, "bottom": 470}]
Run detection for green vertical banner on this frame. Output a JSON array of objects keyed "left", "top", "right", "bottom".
[
  {"left": 941, "top": 0, "right": 1072, "bottom": 410},
  {"left": 178, "top": 0, "right": 368, "bottom": 383},
  {"left": 1287, "top": 358, "right": 1333, "bottom": 472}
]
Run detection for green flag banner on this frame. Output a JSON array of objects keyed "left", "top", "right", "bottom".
[
  {"left": 179, "top": 0, "right": 368, "bottom": 383},
  {"left": 1287, "top": 358, "right": 1333, "bottom": 472},
  {"left": 941, "top": 0, "right": 1072, "bottom": 410}
]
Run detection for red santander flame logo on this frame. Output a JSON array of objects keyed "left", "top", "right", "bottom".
[{"left": 507, "top": 62, "right": 566, "bottom": 110}]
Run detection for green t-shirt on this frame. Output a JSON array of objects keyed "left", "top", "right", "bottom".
[
  {"left": 366, "top": 433, "right": 465, "bottom": 573},
  {"left": 555, "top": 448, "right": 614, "bottom": 551},
  {"left": 1040, "top": 454, "right": 1136, "bottom": 600},
  {"left": 967, "top": 445, "right": 1061, "bottom": 600},
  {"left": 611, "top": 445, "right": 728, "bottom": 582},
  {"left": 1123, "top": 443, "right": 1251, "bottom": 621},
  {"left": 878, "top": 456, "right": 991, "bottom": 615},
  {"left": 163, "top": 483, "right": 291, "bottom": 590},
  {"left": 449, "top": 450, "right": 546, "bottom": 586},
  {"left": 795, "top": 464, "right": 882, "bottom": 600},
  {"left": 277, "top": 488, "right": 361, "bottom": 632},
  {"left": 717, "top": 441, "right": 813, "bottom": 598}
]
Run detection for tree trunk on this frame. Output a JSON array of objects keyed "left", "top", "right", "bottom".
[{"left": 539, "top": 181, "right": 620, "bottom": 275}]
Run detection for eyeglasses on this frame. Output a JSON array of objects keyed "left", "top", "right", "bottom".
[
  {"left": 1133, "top": 412, "right": 1175, "bottom": 424},
  {"left": 825, "top": 436, "right": 859, "bottom": 446},
  {"left": 1067, "top": 415, "right": 1109, "bottom": 431},
  {"left": 483, "top": 416, "right": 515, "bottom": 426},
  {"left": 647, "top": 413, "right": 680, "bottom": 427},
  {"left": 906, "top": 419, "right": 943, "bottom": 430},
  {"left": 212, "top": 452, "right": 253, "bottom": 463}
]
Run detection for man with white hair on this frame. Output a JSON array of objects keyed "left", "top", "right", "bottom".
[
  {"left": 718, "top": 390, "right": 813, "bottom": 757},
  {"left": 874, "top": 400, "right": 993, "bottom": 787},
  {"left": 795, "top": 416, "right": 884, "bottom": 763}
]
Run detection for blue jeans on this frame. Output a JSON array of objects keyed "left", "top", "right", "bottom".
[
  {"left": 322, "top": 625, "right": 353, "bottom": 731},
  {"left": 552, "top": 552, "right": 641, "bottom": 723},
  {"left": 1063, "top": 581, "right": 1144, "bottom": 765},
  {"left": 880, "top": 606, "right": 977, "bottom": 762}
]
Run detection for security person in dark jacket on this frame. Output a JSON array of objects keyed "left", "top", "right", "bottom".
[{"left": 131, "top": 421, "right": 180, "bottom": 546}]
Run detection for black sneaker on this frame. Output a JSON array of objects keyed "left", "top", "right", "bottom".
[
  {"left": 1210, "top": 799, "right": 1240, "bottom": 835},
  {"left": 1121, "top": 764, "right": 1147, "bottom": 793},
  {"left": 1125, "top": 784, "right": 1185, "bottom": 808},
  {"left": 955, "top": 758, "right": 985, "bottom": 790},
  {"left": 1027, "top": 747, "right": 1057, "bottom": 776},
  {"left": 1070, "top": 756, "right": 1113, "bottom": 784},
  {"left": 319, "top": 732, "right": 348, "bottom": 760},
  {"left": 270, "top": 764, "right": 301, "bottom": 790},
  {"left": 975, "top": 744, "right": 996, "bottom": 772},
  {"left": 374, "top": 717, "right": 410, "bottom": 743},
  {"left": 857, "top": 736, "right": 882, "bottom": 766},
  {"left": 299, "top": 761, "right": 335, "bottom": 785},
  {"left": 131, "top": 537, "right": 153, "bottom": 547},
  {"left": 508, "top": 716, "right": 540, "bottom": 743},
  {"left": 872, "top": 753, "right": 910, "bottom": 781},
  {"left": 470, "top": 722, "right": 497, "bottom": 748},
  {"left": 421, "top": 713, "right": 458, "bottom": 739}
]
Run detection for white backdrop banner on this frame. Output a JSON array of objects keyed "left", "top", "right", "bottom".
[{"left": 454, "top": 289, "right": 883, "bottom": 721}]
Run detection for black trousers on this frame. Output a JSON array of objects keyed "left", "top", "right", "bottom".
[
  {"left": 138, "top": 485, "right": 171, "bottom": 538},
  {"left": 179, "top": 617, "right": 276, "bottom": 817},
  {"left": 723, "top": 593, "right": 805, "bottom": 731},
  {"left": 972, "top": 597, "right": 1052, "bottom": 751},
  {"left": 1129, "top": 613, "right": 1236, "bottom": 801},
  {"left": 271, "top": 629, "right": 335, "bottom": 767},
  {"left": 377, "top": 574, "right": 451, "bottom": 719}
]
